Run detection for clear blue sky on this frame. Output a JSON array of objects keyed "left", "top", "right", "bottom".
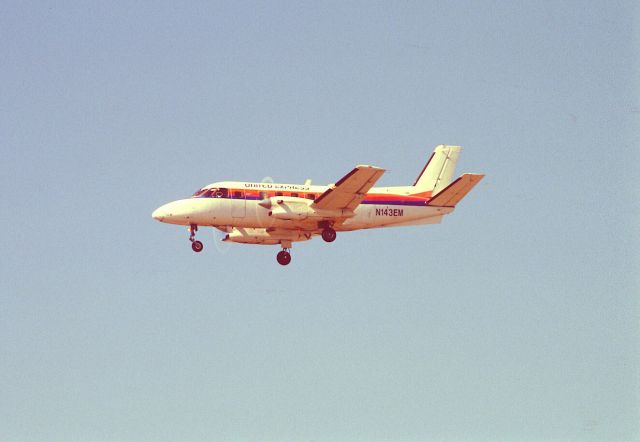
[{"left": 1, "top": 1, "right": 638, "bottom": 441}]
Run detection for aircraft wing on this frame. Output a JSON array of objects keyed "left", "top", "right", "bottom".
[{"left": 312, "top": 165, "right": 385, "bottom": 211}]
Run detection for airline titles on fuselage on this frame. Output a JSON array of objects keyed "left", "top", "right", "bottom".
[{"left": 243, "top": 183, "right": 312, "bottom": 191}]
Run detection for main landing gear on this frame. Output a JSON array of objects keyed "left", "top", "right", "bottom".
[
  {"left": 321, "top": 227, "right": 337, "bottom": 243},
  {"left": 189, "top": 224, "right": 203, "bottom": 253},
  {"left": 276, "top": 249, "right": 292, "bottom": 266},
  {"left": 276, "top": 240, "right": 293, "bottom": 266},
  {"left": 318, "top": 221, "right": 337, "bottom": 243}
]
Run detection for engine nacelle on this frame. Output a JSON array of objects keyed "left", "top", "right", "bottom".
[
  {"left": 267, "top": 197, "right": 354, "bottom": 221},
  {"left": 268, "top": 197, "right": 312, "bottom": 220},
  {"left": 223, "top": 227, "right": 311, "bottom": 245}
]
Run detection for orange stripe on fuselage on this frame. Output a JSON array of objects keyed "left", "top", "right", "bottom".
[
  {"left": 197, "top": 187, "right": 433, "bottom": 203},
  {"left": 408, "top": 191, "right": 433, "bottom": 199}
]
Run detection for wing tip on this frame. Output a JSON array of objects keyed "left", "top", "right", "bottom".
[{"left": 355, "top": 164, "right": 385, "bottom": 170}]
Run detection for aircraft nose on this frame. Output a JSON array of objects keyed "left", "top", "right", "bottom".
[
  {"left": 151, "top": 199, "right": 204, "bottom": 225},
  {"left": 152, "top": 202, "right": 176, "bottom": 222},
  {"left": 152, "top": 207, "right": 166, "bottom": 221}
]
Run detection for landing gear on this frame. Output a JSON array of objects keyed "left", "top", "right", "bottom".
[
  {"left": 321, "top": 227, "right": 337, "bottom": 243},
  {"left": 277, "top": 240, "right": 293, "bottom": 266},
  {"left": 276, "top": 250, "right": 292, "bottom": 266},
  {"left": 189, "top": 224, "right": 203, "bottom": 253}
]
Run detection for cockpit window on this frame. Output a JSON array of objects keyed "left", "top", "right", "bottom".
[
  {"left": 192, "top": 188, "right": 207, "bottom": 197},
  {"left": 192, "top": 187, "right": 229, "bottom": 198},
  {"left": 193, "top": 188, "right": 214, "bottom": 198},
  {"left": 213, "top": 188, "right": 228, "bottom": 198}
]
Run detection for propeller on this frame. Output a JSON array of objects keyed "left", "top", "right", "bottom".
[
  {"left": 258, "top": 175, "right": 274, "bottom": 208},
  {"left": 212, "top": 225, "right": 232, "bottom": 254}
]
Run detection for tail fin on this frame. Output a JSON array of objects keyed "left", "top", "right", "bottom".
[
  {"left": 427, "top": 173, "right": 484, "bottom": 207},
  {"left": 413, "top": 145, "right": 462, "bottom": 195}
]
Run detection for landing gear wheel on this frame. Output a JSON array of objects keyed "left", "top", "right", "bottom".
[
  {"left": 188, "top": 224, "right": 203, "bottom": 252},
  {"left": 321, "top": 228, "right": 337, "bottom": 243},
  {"left": 191, "top": 240, "right": 204, "bottom": 253},
  {"left": 277, "top": 250, "right": 292, "bottom": 266}
]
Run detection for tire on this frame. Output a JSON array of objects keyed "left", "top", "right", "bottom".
[
  {"left": 277, "top": 250, "right": 292, "bottom": 266},
  {"left": 321, "top": 228, "right": 337, "bottom": 243},
  {"left": 191, "top": 240, "right": 204, "bottom": 252}
]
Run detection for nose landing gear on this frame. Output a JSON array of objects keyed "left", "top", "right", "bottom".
[{"left": 189, "top": 224, "right": 203, "bottom": 253}]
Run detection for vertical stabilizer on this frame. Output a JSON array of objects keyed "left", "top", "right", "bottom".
[{"left": 413, "top": 145, "right": 461, "bottom": 194}]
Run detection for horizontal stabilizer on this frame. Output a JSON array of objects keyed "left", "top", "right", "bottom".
[{"left": 427, "top": 173, "right": 484, "bottom": 207}]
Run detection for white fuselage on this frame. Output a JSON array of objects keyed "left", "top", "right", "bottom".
[
  {"left": 152, "top": 145, "right": 482, "bottom": 264},
  {"left": 152, "top": 181, "right": 453, "bottom": 234}
]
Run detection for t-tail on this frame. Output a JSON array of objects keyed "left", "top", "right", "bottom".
[{"left": 412, "top": 145, "right": 484, "bottom": 206}]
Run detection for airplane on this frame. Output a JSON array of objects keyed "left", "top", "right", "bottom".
[{"left": 152, "top": 144, "right": 484, "bottom": 265}]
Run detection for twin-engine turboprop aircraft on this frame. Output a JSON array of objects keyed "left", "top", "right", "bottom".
[{"left": 152, "top": 145, "right": 484, "bottom": 265}]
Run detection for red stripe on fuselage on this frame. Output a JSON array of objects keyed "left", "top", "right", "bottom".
[{"left": 194, "top": 187, "right": 432, "bottom": 205}]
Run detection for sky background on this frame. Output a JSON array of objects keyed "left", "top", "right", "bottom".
[{"left": 1, "top": 1, "right": 638, "bottom": 441}]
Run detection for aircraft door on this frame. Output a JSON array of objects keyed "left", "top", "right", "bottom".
[{"left": 231, "top": 190, "right": 246, "bottom": 218}]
